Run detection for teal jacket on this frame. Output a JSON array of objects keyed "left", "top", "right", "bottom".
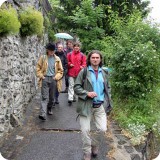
[{"left": 74, "top": 67, "right": 112, "bottom": 117}]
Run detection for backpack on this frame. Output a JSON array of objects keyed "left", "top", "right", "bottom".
[
  {"left": 82, "top": 67, "right": 112, "bottom": 115},
  {"left": 68, "top": 51, "right": 84, "bottom": 64}
]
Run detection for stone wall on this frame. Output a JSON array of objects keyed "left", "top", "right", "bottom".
[
  {"left": 0, "top": 0, "right": 51, "bottom": 138},
  {"left": 0, "top": 35, "right": 46, "bottom": 138}
]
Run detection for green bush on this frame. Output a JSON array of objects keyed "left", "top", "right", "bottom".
[
  {"left": 19, "top": 7, "right": 44, "bottom": 37},
  {"left": 102, "top": 11, "right": 160, "bottom": 146},
  {"left": 69, "top": 0, "right": 105, "bottom": 51},
  {"left": 107, "top": 11, "right": 160, "bottom": 98},
  {"left": 112, "top": 85, "right": 160, "bottom": 145},
  {"left": 0, "top": 6, "right": 21, "bottom": 36}
]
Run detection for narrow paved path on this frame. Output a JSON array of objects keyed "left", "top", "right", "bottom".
[{"left": 0, "top": 84, "right": 143, "bottom": 160}]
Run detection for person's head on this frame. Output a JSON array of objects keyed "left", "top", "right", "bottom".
[
  {"left": 57, "top": 44, "right": 63, "bottom": 52},
  {"left": 45, "top": 43, "right": 55, "bottom": 56},
  {"left": 66, "top": 40, "right": 73, "bottom": 49},
  {"left": 87, "top": 50, "right": 103, "bottom": 67},
  {"left": 73, "top": 42, "right": 81, "bottom": 52}
]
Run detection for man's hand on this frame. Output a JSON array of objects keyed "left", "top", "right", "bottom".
[
  {"left": 70, "top": 64, "right": 74, "bottom": 67},
  {"left": 87, "top": 92, "right": 97, "bottom": 98},
  {"left": 80, "top": 66, "right": 83, "bottom": 69},
  {"left": 42, "top": 76, "right": 45, "bottom": 79}
]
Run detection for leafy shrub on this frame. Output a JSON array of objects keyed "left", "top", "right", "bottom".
[
  {"left": 112, "top": 84, "right": 160, "bottom": 145},
  {"left": 106, "top": 11, "right": 160, "bottom": 98},
  {"left": 126, "top": 122, "right": 146, "bottom": 145},
  {"left": 69, "top": 0, "right": 105, "bottom": 51},
  {"left": 19, "top": 7, "right": 44, "bottom": 37},
  {"left": 0, "top": 6, "right": 21, "bottom": 36},
  {"left": 105, "top": 11, "right": 160, "bottom": 146}
]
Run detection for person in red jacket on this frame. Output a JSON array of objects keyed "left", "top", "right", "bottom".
[{"left": 67, "top": 42, "right": 86, "bottom": 105}]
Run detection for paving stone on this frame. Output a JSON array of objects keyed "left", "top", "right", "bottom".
[
  {"left": 124, "top": 146, "right": 134, "bottom": 153},
  {"left": 112, "top": 130, "right": 122, "bottom": 134},
  {"left": 118, "top": 139, "right": 127, "bottom": 145},
  {"left": 134, "top": 143, "right": 145, "bottom": 152},
  {"left": 115, "top": 134, "right": 130, "bottom": 141},
  {"left": 0, "top": 88, "right": 145, "bottom": 160},
  {"left": 131, "top": 154, "right": 141, "bottom": 160},
  {"left": 117, "top": 145, "right": 122, "bottom": 149}
]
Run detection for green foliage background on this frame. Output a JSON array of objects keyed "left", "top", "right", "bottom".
[
  {"left": 103, "top": 11, "right": 160, "bottom": 145},
  {"left": 19, "top": 7, "right": 44, "bottom": 37},
  {"left": 0, "top": 6, "right": 21, "bottom": 36},
  {"left": 48, "top": 2, "right": 160, "bottom": 142}
]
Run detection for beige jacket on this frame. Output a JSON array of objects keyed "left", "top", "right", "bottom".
[{"left": 36, "top": 54, "right": 63, "bottom": 92}]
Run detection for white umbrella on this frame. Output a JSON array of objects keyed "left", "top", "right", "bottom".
[
  {"left": 0, "top": 0, "right": 7, "bottom": 7},
  {"left": 54, "top": 33, "right": 73, "bottom": 39},
  {"left": 153, "top": 153, "right": 160, "bottom": 160},
  {"left": 0, "top": 153, "right": 7, "bottom": 160}
]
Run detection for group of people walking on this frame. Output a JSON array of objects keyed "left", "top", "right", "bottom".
[{"left": 36, "top": 41, "right": 112, "bottom": 160}]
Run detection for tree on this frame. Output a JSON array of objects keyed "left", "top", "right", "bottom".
[
  {"left": 49, "top": 0, "right": 150, "bottom": 35},
  {"left": 69, "top": 0, "right": 105, "bottom": 51},
  {"left": 94, "top": 0, "right": 150, "bottom": 34},
  {"left": 105, "top": 11, "right": 160, "bottom": 98},
  {"left": 49, "top": 0, "right": 81, "bottom": 32}
]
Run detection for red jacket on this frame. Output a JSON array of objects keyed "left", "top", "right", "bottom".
[{"left": 67, "top": 50, "right": 86, "bottom": 77}]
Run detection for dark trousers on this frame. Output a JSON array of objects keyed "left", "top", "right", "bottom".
[
  {"left": 40, "top": 76, "right": 56, "bottom": 117},
  {"left": 55, "top": 88, "right": 59, "bottom": 100},
  {"left": 64, "top": 70, "right": 69, "bottom": 88}
]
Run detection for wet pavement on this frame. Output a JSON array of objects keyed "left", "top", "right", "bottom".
[
  {"left": 0, "top": 90, "right": 111, "bottom": 160},
  {"left": 0, "top": 84, "right": 143, "bottom": 160}
]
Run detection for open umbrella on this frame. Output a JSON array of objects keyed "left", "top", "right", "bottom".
[{"left": 54, "top": 33, "right": 73, "bottom": 39}]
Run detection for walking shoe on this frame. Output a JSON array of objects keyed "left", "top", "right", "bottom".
[
  {"left": 39, "top": 115, "right": 46, "bottom": 120},
  {"left": 52, "top": 102, "right": 55, "bottom": 107},
  {"left": 83, "top": 153, "right": 91, "bottom": 160},
  {"left": 61, "top": 87, "right": 68, "bottom": 93},
  {"left": 48, "top": 109, "right": 53, "bottom": 115},
  {"left": 55, "top": 101, "right": 59, "bottom": 104},
  {"left": 68, "top": 100, "right": 72, "bottom": 105},
  {"left": 91, "top": 146, "right": 99, "bottom": 157},
  {"left": 55, "top": 98, "right": 59, "bottom": 104}
]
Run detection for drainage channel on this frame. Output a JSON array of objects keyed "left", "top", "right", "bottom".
[
  {"left": 40, "top": 128, "right": 98, "bottom": 133},
  {"left": 40, "top": 128, "right": 81, "bottom": 133}
]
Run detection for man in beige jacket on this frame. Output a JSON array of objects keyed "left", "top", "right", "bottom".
[{"left": 36, "top": 43, "right": 63, "bottom": 120}]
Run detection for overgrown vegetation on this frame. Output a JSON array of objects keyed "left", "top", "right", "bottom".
[
  {"left": 50, "top": 0, "right": 150, "bottom": 35},
  {"left": 0, "top": 5, "right": 21, "bottom": 36},
  {"left": 0, "top": 4, "right": 45, "bottom": 38},
  {"left": 49, "top": 1, "right": 160, "bottom": 150},
  {"left": 104, "top": 11, "right": 160, "bottom": 149},
  {"left": 19, "top": 7, "right": 44, "bottom": 37},
  {"left": 69, "top": 0, "right": 105, "bottom": 51}
]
